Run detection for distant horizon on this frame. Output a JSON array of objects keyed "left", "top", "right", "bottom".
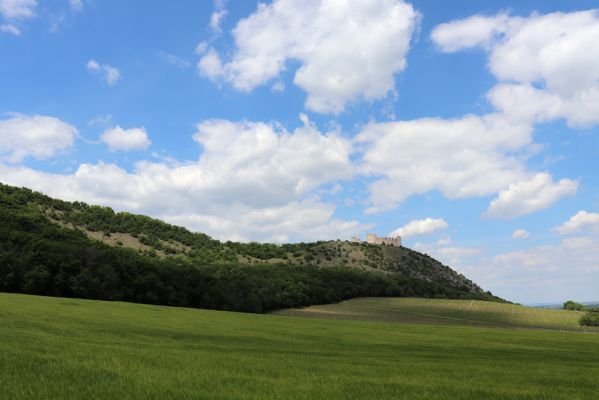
[
  {"left": 527, "top": 301, "right": 599, "bottom": 307},
  {"left": 1, "top": 0, "right": 598, "bottom": 304}
]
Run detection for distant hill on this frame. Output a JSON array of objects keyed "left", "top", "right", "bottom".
[
  {"left": 531, "top": 301, "right": 599, "bottom": 310},
  {"left": 0, "top": 183, "right": 501, "bottom": 312},
  {"left": 276, "top": 297, "right": 599, "bottom": 332}
]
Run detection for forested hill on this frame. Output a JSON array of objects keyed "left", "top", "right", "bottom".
[{"left": 0, "top": 183, "right": 502, "bottom": 312}]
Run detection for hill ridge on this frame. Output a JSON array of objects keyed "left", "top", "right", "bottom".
[{"left": 0, "top": 182, "right": 501, "bottom": 312}]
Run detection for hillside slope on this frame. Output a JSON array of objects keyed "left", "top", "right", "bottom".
[
  {"left": 275, "top": 297, "right": 599, "bottom": 332},
  {"left": 0, "top": 183, "right": 499, "bottom": 311}
]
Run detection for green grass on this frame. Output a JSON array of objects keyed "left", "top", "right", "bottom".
[
  {"left": 274, "top": 297, "right": 598, "bottom": 331},
  {"left": 1, "top": 293, "right": 599, "bottom": 399}
]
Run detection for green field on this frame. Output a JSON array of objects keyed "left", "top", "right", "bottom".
[
  {"left": 1, "top": 293, "right": 599, "bottom": 399},
  {"left": 274, "top": 297, "right": 597, "bottom": 331}
]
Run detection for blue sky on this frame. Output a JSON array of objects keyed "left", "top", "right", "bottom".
[{"left": 1, "top": 0, "right": 599, "bottom": 304}]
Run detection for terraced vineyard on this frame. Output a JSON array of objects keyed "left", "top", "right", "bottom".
[{"left": 275, "top": 297, "right": 597, "bottom": 331}]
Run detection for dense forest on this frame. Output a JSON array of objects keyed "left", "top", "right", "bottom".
[{"left": 0, "top": 183, "right": 500, "bottom": 312}]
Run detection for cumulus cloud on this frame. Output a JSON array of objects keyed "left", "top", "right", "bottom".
[
  {"left": 198, "top": 0, "right": 419, "bottom": 114},
  {"left": 431, "top": 13, "right": 512, "bottom": 52},
  {"left": 164, "top": 199, "right": 365, "bottom": 243},
  {"left": 363, "top": 10, "right": 597, "bottom": 216},
  {"left": 414, "top": 241, "right": 483, "bottom": 269},
  {"left": 472, "top": 236, "right": 599, "bottom": 303},
  {"left": 555, "top": 211, "right": 599, "bottom": 235},
  {"left": 511, "top": 229, "right": 530, "bottom": 239},
  {"left": 389, "top": 218, "right": 448, "bottom": 238},
  {"left": 434, "top": 246, "right": 483, "bottom": 267},
  {"left": 197, "top": 48, "right": 223, "bottom": 81},
  {"left": 0, "top": 115, "right": 358, "bottom": 242},
  {"left": 100, "top": 126, "right": 151, "bottom": 151},
  {"left": 356, "top": 114, "right": 532, "bottom": 212},
  {"left": 487, "top": 83, "right": 599, "bottom": 127},
  {"left": 432, "top": 10, "right": 599, "bottom": 127},
  {"left": 0, "top": 23, "right": 19, "bottom": 35},
  {"left": 355, "top": 112, "right": 577, "bottom": 217},
  {"left": 0, "top": 0, "right": 36, "bottom": 34},
  {"left": 484, "top": 172, "right": 578, "bottom": 219},
  {"left": 86, "top": 60, "right": 121, "bottom": 86},
  {"left": 0, "top": 114, "right": 77, "bottom": 163},
  {"left": 0, "top": 0, "right": 37, "bottom": 19}
]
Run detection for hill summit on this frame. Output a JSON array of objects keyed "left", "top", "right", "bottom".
[{"left": 0, "top": 182, "right": 501, "bottom": 312}]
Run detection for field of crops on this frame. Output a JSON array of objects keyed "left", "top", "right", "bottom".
[
  {"left": 2, "top": 293, "right": 599, "bottom": 399},
  {"left": 274, "top": 297, "right": 597, "bottom": 331}
]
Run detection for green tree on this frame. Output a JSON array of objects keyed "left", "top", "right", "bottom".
[
  {"left": 563, "top": 300, "right": 584, "bottom": 311},
  {"left": 580, "top": 312, "right": 599, "bottom": 326}
]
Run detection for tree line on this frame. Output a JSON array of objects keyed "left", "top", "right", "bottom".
[{"left": 563, "top": 301, "right": 599, "bottom": 327}]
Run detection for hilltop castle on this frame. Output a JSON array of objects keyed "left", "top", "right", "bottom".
[{"left": 351, "top": 233, "right": 401, "bottom": 247}]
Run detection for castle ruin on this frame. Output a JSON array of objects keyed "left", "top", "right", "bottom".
[{"left": 351, "top": 233, "right": 401, "bottom": 247}]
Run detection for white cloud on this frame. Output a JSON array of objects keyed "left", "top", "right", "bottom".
[
  {"left": 487, "top": 83, "right": 599, "bottom": 128},
  {"left": 198, "top": 0, "right": 419, "bottom": 114},
  {"left": 164, "top": 199, "right": 365, "bottom": 243},
  {"left": 436, "top": 237, "right": 451, "bottom": 246},
  {"left": 435, "top": 246, "right": 483, "bottom": 267},
  {"left": 86, "top": 60, "right": 121, "bottom": 86},
  {"left": 0, "top": 114, "right": 77, "bottom": 163},
  {"left": 194, "top": 41, "right": 208, "bottom": 55},
  {"left": 356, "top": 114, "right": 532, "bottom": 212},
  {"left": 160, "top": 53, "right": 190, "bottom": 68},
  {"left": 555, "top": 211, "right": 599, "bottom": 235},
  {"left": 0, "top": 116, "right": 358, "bottom": 242},
  {"left": 471, "top": 236, "right": 599, "bottom": 303},
  {"left": 389, "top": 218, "right": 448, "bottom": 238},
  {"left": 485, "top": 172, "right": 578, "bottom": 219},
  {"left": 271, "top": 81, "right": 285, "bottom": 93},
  {"left": 511, "top": 229, "right": 530, "bottom": 239},
  {"left": 0, "top": 0, "right": 36, "bottom": 19},
  {"left": 361, "top": 10, "right": 594, "bottom": 216},
  {"left": 209, "top": 0, "right": 227, "bottom": 34},
  {"left": 414, "top": 242, "right": 483, "bottom": 269},
  {"left": 0, "top": 23, "right": 19, "bottom": 35},
  {"left": 432, "top": 10, "right": 599, "bottom": 127},
  {"left": 197, "top": 48, "right": 223, "bottom": 81},
  {"left": 431, "top": 13, "right": 511, "bottom": 52},
  {"left": 190, "top": 116, "right": 353, "bottom": 206},
  {"left": 100, "top": 126, "right": 151, "bottom": 151},
  {"left": 415, "top": 231, "right": 599, "bottom": 303},
  {"left": 69, "top": 0, "right": 83, "bottom": 12}
]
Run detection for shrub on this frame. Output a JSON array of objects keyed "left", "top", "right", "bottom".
[
  {"left": 563, "top": 300, "right": 584, "bottom": 311},
  {"left": 580, "top": 312, "right": 599, "bottom": 327}
]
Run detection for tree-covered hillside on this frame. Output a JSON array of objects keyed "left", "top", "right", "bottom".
[{"left": 0, "top": 183, "right": 501, "bottom": 312}]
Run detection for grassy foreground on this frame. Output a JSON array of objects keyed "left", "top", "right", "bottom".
[
  {"left": 274, "top": 297, "right": 597, "bottom": 331},
  {"left": 1, "top": 293, "right": 599, "bottom": 399}
]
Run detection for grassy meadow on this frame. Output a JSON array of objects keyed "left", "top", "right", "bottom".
[
  {"left": 1, "top": 293, "right": 599, "bottom": 399},
  {"left": 274, "top": 297, "right": 597, "bottom": 331}
]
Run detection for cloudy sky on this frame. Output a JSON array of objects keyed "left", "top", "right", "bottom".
[{"left": 1, "top": 0, "right": 598, "bottom": 304}]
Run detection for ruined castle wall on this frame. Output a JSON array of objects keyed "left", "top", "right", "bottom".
[{"left": 364, "top": 233, "right": 401, "bottom": 247}]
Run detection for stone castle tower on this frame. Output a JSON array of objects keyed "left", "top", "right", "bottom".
[{"left": 351, "top": 233, "right": 401, "bottom": 247}]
